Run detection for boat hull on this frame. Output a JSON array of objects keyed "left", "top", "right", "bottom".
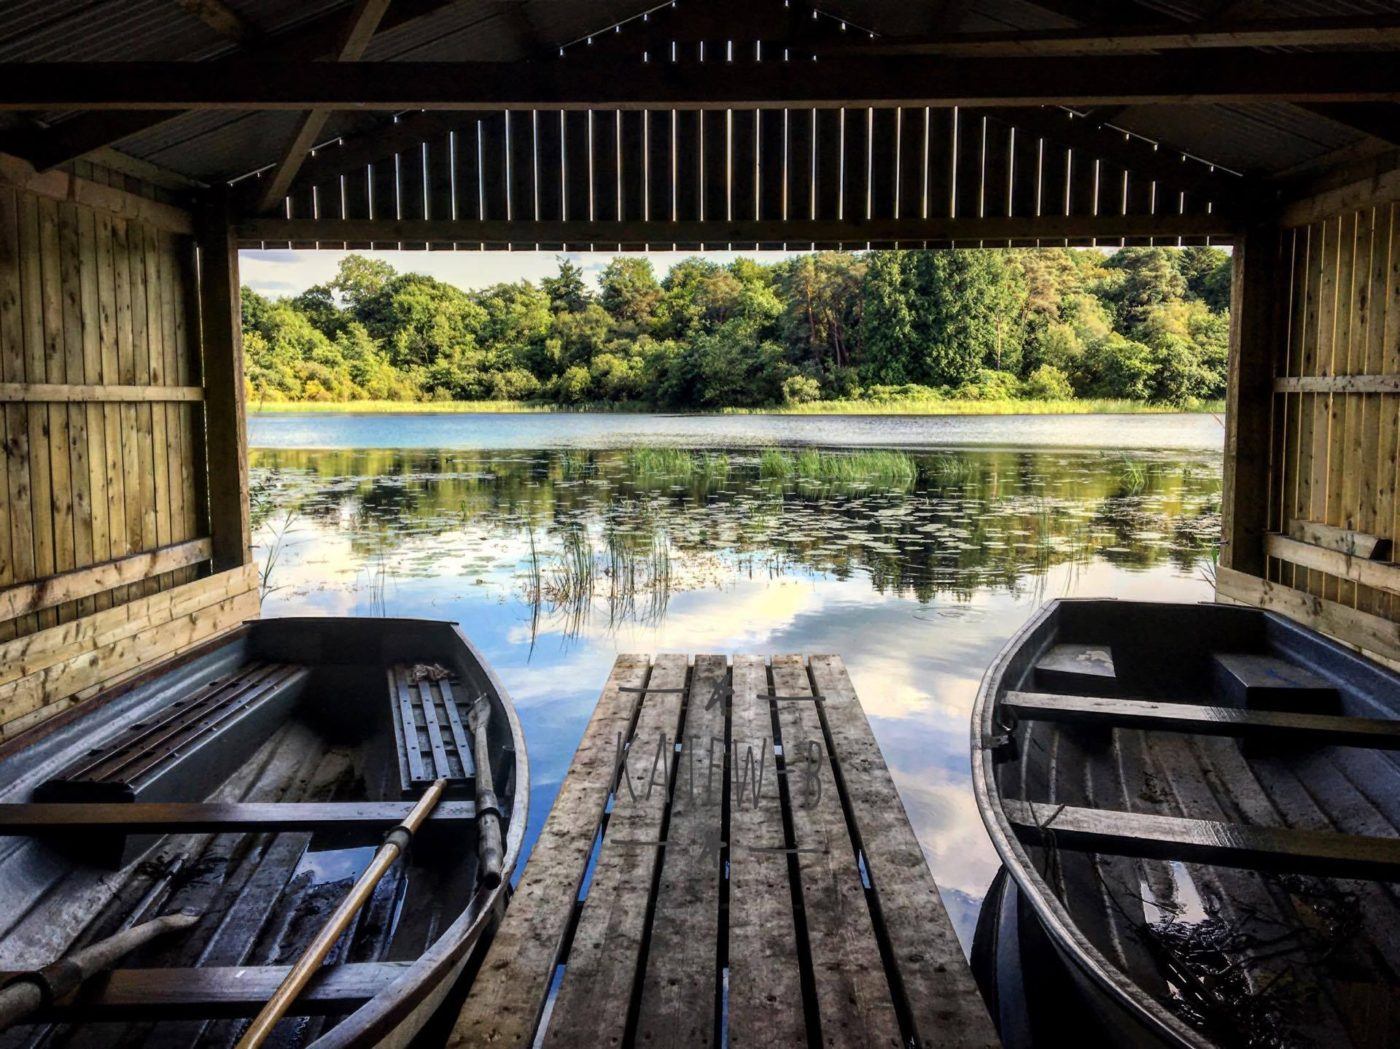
[
  {"left": 0, "top": 616, "right": 529, "bottom": 1049},
  {"left": 971, "top": 599, "right": 1400, "bottom": 1049}
]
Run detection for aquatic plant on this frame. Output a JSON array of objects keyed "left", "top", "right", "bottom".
[{"left": 625, "top": 448, "right": 730, "bottom": 484}]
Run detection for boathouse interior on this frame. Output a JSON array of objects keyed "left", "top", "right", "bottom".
[{"left": 0, "top": 0, "right": 1398, "bottom": 746}]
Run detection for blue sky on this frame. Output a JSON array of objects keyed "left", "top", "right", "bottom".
[{"left": 239, "top": 248, "right": 800, "bottom": 299}]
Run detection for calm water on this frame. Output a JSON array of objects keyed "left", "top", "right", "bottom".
[{"left": 247, "top": 413, "right": 1225, "bottom": 948}]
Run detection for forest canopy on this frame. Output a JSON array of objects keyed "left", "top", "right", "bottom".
[{"left": 241, "top": 245, "right": 1232, "bottom": 409}]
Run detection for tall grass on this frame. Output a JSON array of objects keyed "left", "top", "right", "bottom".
[
  {"left": 626, "top": 448, "right": 730, "bottom": 482},
  {"left": 758, "top": 449, "right": 917, "bottom": 489}
]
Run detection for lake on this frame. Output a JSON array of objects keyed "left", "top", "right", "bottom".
[{"left": 247, "top": 411, "right": 1225, "bottom": 948}]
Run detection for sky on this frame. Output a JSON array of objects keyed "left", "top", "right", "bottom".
[{"left": 239, "top": 247, "right": 800, "bottom": 299}]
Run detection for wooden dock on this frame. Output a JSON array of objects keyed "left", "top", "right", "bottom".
[{"left": 449, "top": 653, "right": 997, "bottom": 1049}]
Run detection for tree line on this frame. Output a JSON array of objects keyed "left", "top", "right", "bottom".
[{"left": 241, "top": 245, "right": 1231, "bottom": 409}]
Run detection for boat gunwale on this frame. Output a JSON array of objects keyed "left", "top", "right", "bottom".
[{"left": 970, "top": 597, "right": 1218, "bottom": 1049}]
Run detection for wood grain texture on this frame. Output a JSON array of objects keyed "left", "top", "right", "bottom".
[
  {"left": 769, "top": 654, "right": 902, "bottom": 1049},
  {"left": 448, "top": 655, "right": 650, "bottom": 1049},
  {"left": 543, "top": 653, "right": 689, "bottom": 1049},
  {"left": 808, "top": 655, "right": 998, "bottom": 1048},
  {"left": 726, "top": 654, "right": 808, "bottom": 1049}
]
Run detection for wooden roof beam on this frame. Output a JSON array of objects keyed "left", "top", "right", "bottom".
[
  {"left": 2, "top": 0, "right": 470, "bottom": 170},
  {"left": 6, "top": 52, "right": 1399, "bottom": 110},
  {"left": 833, "top": 15, "right": 1400, "bottom": 57},
  {"left": 252, "top": 0, "right": 393, "bottom": 214}
]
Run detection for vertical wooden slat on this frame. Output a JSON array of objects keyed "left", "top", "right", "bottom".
[
  {"left": 768, "top": 656, "right": 903, "bottom": 1048},
  {"left": 563, "top": 110, "right": 591, "bottom": 235},
  {"left": 869, "top": 106, "right": 897, "bottom": 227},
  {"left": 37, "top": 196, "right": 75, "bottom": 620},
  {"left": 426, "top": 133, "right": 455, "bottom": 232},
  {"left": 634, "top": 654, "right": 728, "bottom": 1048},
  {"left": 197, "top": 197, "right": 251, "bottom": 575},
  {"left": 843, "top": 107, "right": 870, "bottom": 230},
  {"left": 509, "top": 111, "right": 537, "bottom": 227},
  {"left": 591, "top": 109, "right": 620, "bottom": 230},
  {"left": 926, "top": 108, "right": 954, "bottom": 224},
  {"left": 129, "top": 220, "right": 158, "bottom": 595},
  {"left": 758, "top": 107, "right": 785, "bottom": 247},
  {"left": 1309, "top": 215, "right": 1342, "bottom": 598},
  {"left": 342, "top": 165, "right": 372, "bottom": 247},
  {"left": 398, "top": 145, "right": 429, "bottom": 250},
  {"left": 175, "top": 233, "right": 208, "bottom": 569},
  {"left": 479, "top": 115, "right": 509, "bottom": 248},
  {"left": 0, "top": 188, "right": 34, "bottom": 638},
  {"left": 145, "top": 226, "right": 173, "bottom": 583},
  {"left": 621, "top": 109, "right": 647, "bottom": 235},
  {"left": 701, "top": 109, "right": 727, "bottom": 238},
  {"left": 111, "top": 216, "right": 146, "bottom": 601},
  {"left": 455, "top": 121, "right": 483, "bottom": 228},
  {"left": 19, "top": 192, "right": 56, "bottom": 629},
  {"left": 730, "top": 109, "right": 758, "bottom": 248},
  {"left": 541, "top": 655, "right": 688, "bottom": 1049},
  {"left": 536, "top": 111, "right": 565, "bottom": 226},
  {"left": 726, "top": 655, "right": 808, "bottom": 1047},
  {"left": 76, "top": 202, "right": 111, "bottom": 612},
  {"left": 814, "top": 108, "right": 842, "bottom": 238},
  {"left": 369, "top": 157, "right": 399, "bottom": 249},
  {"left": 56, "top": 202, "right": 92, "bottom": 618},
  {"left": 953, "top": 109, "right": 984, "bottom": 226},
  {"left": 787, "top": 108, "right": 816, "bottom": 230},
  {"left": 1383, "top": 202, "right": 1400, "bottom": 619},
  {"left": 646, "top": 109, "right": 673, "bottom": 228}
]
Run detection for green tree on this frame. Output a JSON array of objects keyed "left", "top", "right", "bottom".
[
  {"left": 541, "top": 258, "right": 592, "bottom": 313},
  {"left": 599, "top": 257, "right": 662, "bottom": 326}
]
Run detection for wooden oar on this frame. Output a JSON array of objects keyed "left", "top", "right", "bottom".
[
  {"left": 0, "top": 912, "right": 199, "bottom": 1030},
  {"left": 467, "top": 698, "right": 504, "bottom": 887},
  {"left": 235, "top": 777, "right": 448, "bottom": 1049}
]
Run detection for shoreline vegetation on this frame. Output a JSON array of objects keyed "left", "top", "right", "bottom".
[
  {"left": 243, "top": 246, "right": 1231, "bottom": 412},
  {"left": 247, "top": 397, "right": 1224, "bottom": 415}
]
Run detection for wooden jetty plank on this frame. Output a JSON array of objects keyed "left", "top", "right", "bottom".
[
  {"left": 726, "top": 654, "right": 807, "bottom": 1049},
  {"left": 542, "top": 653, "right": 689, "bottom": 1049},
  {"left": 1007, "top": 800, "right": 1400, "bottom": 880},
  {"left": 808, "top": 655, "right": 999, "bottom": 1049},
  {"left": 635, "top": 653, "right": 728, "bottom": 1048},
  {"left": 1006, "top": 689, "right": 1400, "bottom": 748},
  {"left": 0, "top": 800, "right": 476, "bottom": 834},
  {"left": 448, "top": 654, "right": 651, "bottom": 1049},
  {"left": 769, "top": 654, "right": 902, "bottom": 1049}
]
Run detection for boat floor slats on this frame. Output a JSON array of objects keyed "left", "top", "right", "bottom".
[
  {"left": 450, "top": 654, "right": 997, "bottom": 1049},
  {"left": 1005, "top": 691, "right": 1400, "bottom": 748},
  {"left": 0, "top": 800, "right": 476, "bottom": 835},
  {"left": 389, "top": 664, "right": 475, "bottom": 794},
  {"left": 14, "top": 962, "right": 411, "bottom": 1022},
  {"left": 1007, "top": 800, "right": 1400, "bottom": 881}
]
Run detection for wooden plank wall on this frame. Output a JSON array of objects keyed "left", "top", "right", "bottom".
[
  {"left": 0, "top": 157, "right": 257, "bottom": 737},
  {"left": 1218, "top": 184, "right": 1400, "bottom": 667}
]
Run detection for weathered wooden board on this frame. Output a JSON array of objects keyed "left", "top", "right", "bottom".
[{"left": 452, "top": 655, "right": 992, "bottom": 1049}]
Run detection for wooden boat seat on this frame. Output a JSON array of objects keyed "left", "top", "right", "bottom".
[
  {"left": 1033, "top": 643, "right": 1116, "bottom": 695},
  {"left": 9, "top": 962, "right": 411, "bottom": 1022},
  {"left": 389, "top": 663, "right": 476, "bottom": 797},
  {"left": 1003, "top": 691, "right": 1400, "bottom": 749},
  {"left": 0, "top": 799, "right": 477, "bottom": 836},
  {"left": 1211, "top": 652, "right": 1338, "bottom": 712},
  {"left": 1006, "top": 800, "right": 1400, "bottom": 881}
]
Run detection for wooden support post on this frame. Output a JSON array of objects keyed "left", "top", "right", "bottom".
[
  {"left": 1220, "top": 222, "right": 1282, "bottom": 578},
  {"left": 195, "top": 194, "right": 250, "bottom": 574}
]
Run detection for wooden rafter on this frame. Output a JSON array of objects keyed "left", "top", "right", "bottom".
[
  {"left": 2, "top": 0, "right": 469, "bottom": 170},
  {"left": 4, "top": 52, "right": 1399, "bottom": 110},
  {"left": 252, "top": 0, "right": 394, "bottom": 214},
  {"left": 833, "top": 15, "right": 1400, "bottom": 57}
]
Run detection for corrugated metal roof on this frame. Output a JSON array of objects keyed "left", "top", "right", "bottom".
[{"left": 1, "top": 0, "right": 1397, "bottom": 187}]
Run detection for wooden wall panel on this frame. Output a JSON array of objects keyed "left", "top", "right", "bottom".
[
  {"left": 1225, "top": 190, "right": 1400, "bottom": 663},
  {"left": 0, "top": 160, "right": 252, "bottom": 737}
]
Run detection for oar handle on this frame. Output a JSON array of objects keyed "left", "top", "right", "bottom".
[
  {"left": 469, "top": 699, "right": 505, "bottom": 888},
  {"left": 235, "top": 778, "right": 448, "bottom": 1049}
]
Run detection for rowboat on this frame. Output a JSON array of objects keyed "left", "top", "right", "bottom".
[
  {"left": 970, "top": 599, "right": 1400, "bottom": 1049},
  {"left": 0, "top": 616, "right": 527, "bottom": 1048}
]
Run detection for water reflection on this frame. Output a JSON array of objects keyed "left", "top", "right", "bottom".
[{"left": 250, "top": 444, "right": 1222, "bottom": 948}]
